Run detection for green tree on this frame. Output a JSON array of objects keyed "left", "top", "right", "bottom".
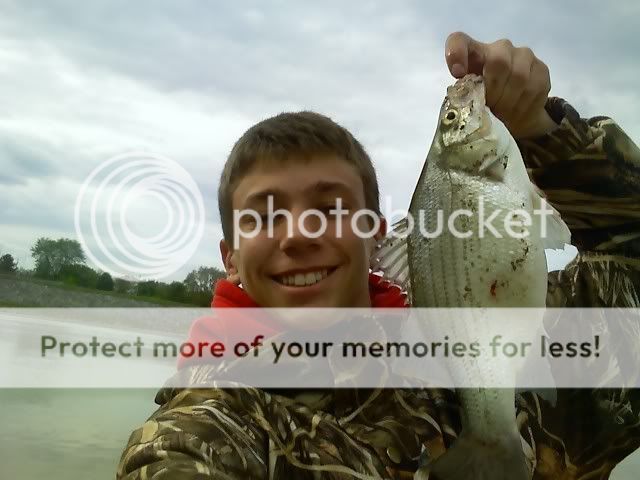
[
  {"left": 0, "top": 254, "right": 17, "bottom": 273},
  {"left": 165, "top": 281, "right": 187, "bottom": 303},
  {"left": 183, "top": 266, "right": 225, "bottom": 306},
  {"left": 31, "top": 237, "right": 86, "bottom": 279},
  {"left": 59, "top": 264, "right": 98, "bottom": 288},
  {"left": 183, "top": 266, "right": 226, "bottom": 294},
  {"left": 96, "top": 272, "right": 114, "bottom": 291},
  {"left": 136, "top": 280, "right": 160, "bottom": 297},
  {"left": 114, "top": 278, "right": 134, "bottom": 295},
  {"left": 16, "top": 267, "right": 33, "bottom": 278}
]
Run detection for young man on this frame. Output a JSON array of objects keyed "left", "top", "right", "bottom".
[{"left": 117, "top": 32, "right": 640, "bottom": 479}]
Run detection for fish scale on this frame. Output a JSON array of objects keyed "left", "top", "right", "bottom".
[
  {"left": 371, "top": 74, "right": 571, "bottom": 479},
  {"left": 410, "top": 168, "right": 542, "bottom": 308}
]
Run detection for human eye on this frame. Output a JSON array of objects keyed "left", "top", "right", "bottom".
[
  {"left": 238, "top": 208, "right": 269, "bottom": 225},
  {"left": 318, "top": 203, "right": 337, "bottom": 214},
  {"left": 318, "top": 197, "right": 350, "bottom": 214}
]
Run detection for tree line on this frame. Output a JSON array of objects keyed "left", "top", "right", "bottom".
[{"left": 0, "top": 237, "right": 226, "bottom": 306}]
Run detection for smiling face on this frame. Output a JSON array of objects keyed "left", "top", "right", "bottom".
[{"left": 220, "top": 154, "right": 383, "bottom": 308}]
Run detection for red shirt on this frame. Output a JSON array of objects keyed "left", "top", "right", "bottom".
[{"left": 178, "top": 273, "right": 407, "bottom": 368}]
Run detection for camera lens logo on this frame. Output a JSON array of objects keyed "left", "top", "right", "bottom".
[{"left": 74, "top": 152, "right": 205, "bottom": 279}]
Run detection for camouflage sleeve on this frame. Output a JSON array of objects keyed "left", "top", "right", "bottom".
[
  {"left": 116, "top": 388, "right": 268, "bottom": 480},
  {"left": 518, "top": 97, "right": 640, "bottom": 260},
  {"left": 515, "top": 99, "right": 640, "bottom": 478}
]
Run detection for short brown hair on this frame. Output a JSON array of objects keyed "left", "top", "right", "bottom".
[{"left": 218, "top": 111, "right": 380, "bottom": 244}]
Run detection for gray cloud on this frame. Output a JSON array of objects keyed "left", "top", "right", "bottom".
[
  {"left": 0, "top": 0, "right": 449, "bottom": 121},
  {"left": 1, "top": 0, "right": 638, "bottom": 281},
  {"left": 0, "top": 132, "right": 62, "bottom": 182}
]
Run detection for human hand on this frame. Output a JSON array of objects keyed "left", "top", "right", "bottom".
[{"left": 445, "top": 32, "right": 558, "bottom": 139}]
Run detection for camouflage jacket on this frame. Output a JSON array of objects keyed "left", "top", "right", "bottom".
[{"left": 116, "top": 99, "right": 640, "bottom": 480}]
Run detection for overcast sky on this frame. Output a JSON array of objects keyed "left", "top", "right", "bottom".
[{"left": 1, "top": 0, "right": 638, "bottom": 281}]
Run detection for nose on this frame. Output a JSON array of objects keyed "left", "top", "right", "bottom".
[{"left": 278, "top": 207, "right": 324, "bottom": 253}]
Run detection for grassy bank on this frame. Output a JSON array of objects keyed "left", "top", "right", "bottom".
[{"left": 0, "top": 274, "right": 192, "bottom": 307}]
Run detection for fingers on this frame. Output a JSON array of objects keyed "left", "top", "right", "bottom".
[
  {"left": 491, "top": 45, "right": 534, "bottom": 117},
  {"left": 511, "top": 58, "right": 551, "bottom": 124},
  {"left": 492, "top": 48, "right": 551, "bottom": 137},
  {"left": 482, "top": 39, "right": 514, "bottom": 109},
  {"left": 445, "top": 32, "right": 486, "bottom": 78},
  {"left": 445, "top": 32, "right": 554, "bottom": 137}
]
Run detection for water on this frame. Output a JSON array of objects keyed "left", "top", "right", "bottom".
[
  {"left": 0, "top": 310, "right": 183, "bottom": 388},
  {"left": 1, "top": 314, "right": 639, "bottom": 479},
  {"left": 2, "top": 389, "right": 639, "bottom": 479},
  {"left": 0, "top": 389, "right": 157, "bottom": 479},
  {"left": 0, "top": 311, "right": 174, "bottom": 479}
]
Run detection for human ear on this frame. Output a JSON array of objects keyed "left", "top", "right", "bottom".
[
  {"left": 219, "top": 239, "right": 241, "bottom": 284},
  {"left": 367, "top": 216, "right": 387, "bottom": 257},
  {"left": 373, "top": 216, "right": 387, "bottom": 242}
]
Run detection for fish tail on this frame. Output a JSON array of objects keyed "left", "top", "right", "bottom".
[{"left": 427, "top": 431, "right": 531, "bottom": 480}]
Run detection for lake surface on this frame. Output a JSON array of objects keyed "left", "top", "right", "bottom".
[
  {"left": 1, "top": 314, "right": 639, "bottom": 479},
  {"left": 0, "top": 389, "right": 156, "bottom": 479}
]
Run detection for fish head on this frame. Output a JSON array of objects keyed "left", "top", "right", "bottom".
[{"left": 436, "top": 74, "right": 512, "bottom": 179}]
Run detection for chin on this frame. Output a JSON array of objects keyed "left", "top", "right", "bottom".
[{"left": 288, "top": 294, "right": 338, "bottom": 308}]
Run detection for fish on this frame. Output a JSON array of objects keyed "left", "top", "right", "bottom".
[{"left": 371, "top": 74, "right": 571, "bottom": 479}]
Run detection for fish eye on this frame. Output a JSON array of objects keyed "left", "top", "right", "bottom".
[{"left": 443, "top": 109, "right": 458, "bottom": 125}]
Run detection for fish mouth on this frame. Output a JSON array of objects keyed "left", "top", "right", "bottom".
[{"left": 271, "top": 267, "right": 338, "bottom": 287}]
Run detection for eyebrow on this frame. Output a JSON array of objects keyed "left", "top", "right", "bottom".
[
  {"left": 307, "top": 180, "right": 355, "bottom": 197},
  {"left": 243, "top": 189, "right": 283, "bottom": 207},
  {"left": 242, "top": 181, "right": 356, "bottom": 207}
]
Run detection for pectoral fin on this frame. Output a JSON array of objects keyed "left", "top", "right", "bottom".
[
  {"left": 530, "top": 182, "right": 571, "bottom": 250},
  {"left": 369, "top": 217, "right": 412, "bottom": 299}
]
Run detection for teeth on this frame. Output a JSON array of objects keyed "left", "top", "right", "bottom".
[{"left": 278, "top": 269, "right": 330, "bottom": 287}]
